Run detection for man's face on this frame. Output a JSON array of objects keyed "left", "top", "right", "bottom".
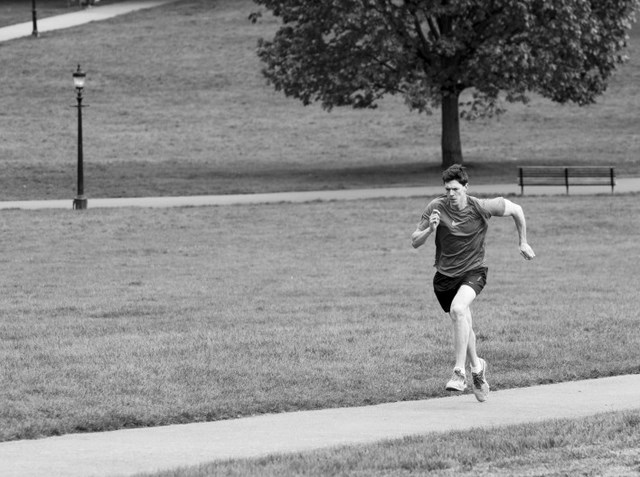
[{"left": 444, "top": 180, "right": 468, "bottom": 209}]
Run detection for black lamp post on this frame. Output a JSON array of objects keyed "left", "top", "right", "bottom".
[
  {"left": 31, "top": 0, "right": 38, "bottom": 37},
  {"left": 72, "top": 65, "right": 88, "bottom": 210}
]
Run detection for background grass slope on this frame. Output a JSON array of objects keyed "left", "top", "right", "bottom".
[{"left": 0, "top": 0, "right": 638, "bottom": 200}]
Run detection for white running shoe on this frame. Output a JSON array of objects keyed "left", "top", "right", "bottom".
[
  {"left": 445, "top": 368, "right": 467, "bottom": 392},
  {"left": 471, "top": 358, "right": 490, "bottom": 402}
]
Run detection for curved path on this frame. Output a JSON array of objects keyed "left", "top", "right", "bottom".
[
  {"left": 0, "top": 375, "right": 639, "bottom": 477},
  {"left": 0, "top": 1, "right": 178, "bottom": 42},
  {"left": 1, "top": 178, "right": 640, "bottom": 210}
]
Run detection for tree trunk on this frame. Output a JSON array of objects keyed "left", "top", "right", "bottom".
[{"left": 441, "top": 90, "right": 463, "bottom": 169}]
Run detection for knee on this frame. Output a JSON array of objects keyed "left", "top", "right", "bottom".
[{"left": 449, "top": 302, "right": 468, "bottom": 321}]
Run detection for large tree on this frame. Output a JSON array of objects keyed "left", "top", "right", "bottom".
[{"left": 253, "top": 0, "right": 638, "bottom": 168}]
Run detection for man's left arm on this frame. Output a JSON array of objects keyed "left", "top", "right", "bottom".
[{"left": 500, "top": 199, "right": 535, "bottom": 260}]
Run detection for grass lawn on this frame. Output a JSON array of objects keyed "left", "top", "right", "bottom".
[
  {"left": 0, "top": 0, "right": 639, "bottom": 200},
  {"left": 139, "top": 410, "right": 640, "bottom": 476},
  {"left": 1, "top": 194, "right": 638, "bottom": 442}
]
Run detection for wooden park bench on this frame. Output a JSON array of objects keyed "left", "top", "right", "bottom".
[
  {"left": 517, "top": 166, "right": 616, "bottom": 195},
  {"left": 67, "top": 0, "right": 98, "bottom": 6}
]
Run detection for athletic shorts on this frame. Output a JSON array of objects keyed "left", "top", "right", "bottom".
[{"left": 433, "top": 267, "right": 488, "bottom": 313}]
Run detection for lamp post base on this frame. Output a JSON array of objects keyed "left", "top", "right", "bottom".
[{"left": 73, "top": 197, "right": 88, "bottom": 210}]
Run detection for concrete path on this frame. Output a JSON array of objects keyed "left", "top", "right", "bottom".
[
  {"left": 1, "top": 374, "right": 639, "bottom": 477},
  {"left": 0, "top": 0, "right": 177, "bottom": 43},
  {"left": 1, "top": 178, "right": 639, "bottom": 211}
]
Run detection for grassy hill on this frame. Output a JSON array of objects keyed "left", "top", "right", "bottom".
[{"left": 0, "top": 0, "right": 638, "bottom": 200}]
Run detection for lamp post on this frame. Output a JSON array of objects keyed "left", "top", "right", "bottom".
[
  {"left": 31, "top": 0, "right": 38, "bottom": 37},
  {"left": 72, "top": 65, "right": 87, "bottom": 210}
]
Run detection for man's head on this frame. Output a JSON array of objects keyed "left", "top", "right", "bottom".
[
  {"left": 442, "top": 164, "right": 469, "bottom": 185},
  {"left": 442, "top": 164, "right": 469, "bottom": 210}
]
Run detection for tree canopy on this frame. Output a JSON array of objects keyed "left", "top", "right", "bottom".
[{"left": 253, "top": 0, "right": 638, "bottom": 167}]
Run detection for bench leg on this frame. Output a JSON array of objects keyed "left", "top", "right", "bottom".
[
  {"left": 610, "top": 168, "right": 615, "bottom": 194},
  {"left": 519, "top": 168, "right": 524, "bottom": 196}
]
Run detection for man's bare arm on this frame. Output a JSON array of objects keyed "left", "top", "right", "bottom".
[
  {"left": 502, "top": 199, "right": 535, "bottom": 260},
  {"left": 411, "top": 210, "right": 440, "bottom": 249}
]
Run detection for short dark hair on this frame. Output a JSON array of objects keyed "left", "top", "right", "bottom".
[{"left": 442, "top": 164, "right": 469, "bottom": 185}]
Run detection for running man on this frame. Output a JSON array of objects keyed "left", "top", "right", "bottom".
[{"left": 411, "top": 164, "right": 535, "bottom": 402}]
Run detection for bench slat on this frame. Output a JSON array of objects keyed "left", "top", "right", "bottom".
[{"left": 519, "top": 177, "right": 567, "bottom": 185}]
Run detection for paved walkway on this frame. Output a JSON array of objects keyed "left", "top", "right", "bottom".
[
  {"left": 1, "top": 178, "right": 639, "bottom": 210},
  {"left": 1, "top": 374, "right": 638, "bottom": 477},
  {"left": 0, "top": 0, "right": 177, "bottom": 42}
]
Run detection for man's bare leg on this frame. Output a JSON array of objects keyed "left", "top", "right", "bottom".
[
  {"left": 447, "top": 284, "right": 490, "bottom": 400},
  {"left": 466, "top": 317, "right": 481, "bottom": 372},
  {"left": 449, "top": 285, "right": 480, "bottom": 371}
]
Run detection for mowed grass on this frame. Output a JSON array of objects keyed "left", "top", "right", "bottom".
[
  {"left": 0, "top": 194, "right": 638, "bottom": 442},
  {"left": 140, "top": 410, "right": 640, "bottom": 477},
  {"left": 0, "top": 0, "right": 639, "bottom": 200}
]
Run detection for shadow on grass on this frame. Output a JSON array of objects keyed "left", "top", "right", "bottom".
[{"left": 4, "top": 159, "right": 612, "bottom": 200}]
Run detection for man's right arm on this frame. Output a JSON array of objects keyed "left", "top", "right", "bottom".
[
  {"left": 411, "top": 209, "right": 440, "bottom": 249},
  {"left": 411, "top": 223, "right": 431, "bottom": 249}
]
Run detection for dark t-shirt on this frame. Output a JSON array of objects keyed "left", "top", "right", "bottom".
[{"left": 419, "top": 196, "right": 505, "bottom": 277}]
